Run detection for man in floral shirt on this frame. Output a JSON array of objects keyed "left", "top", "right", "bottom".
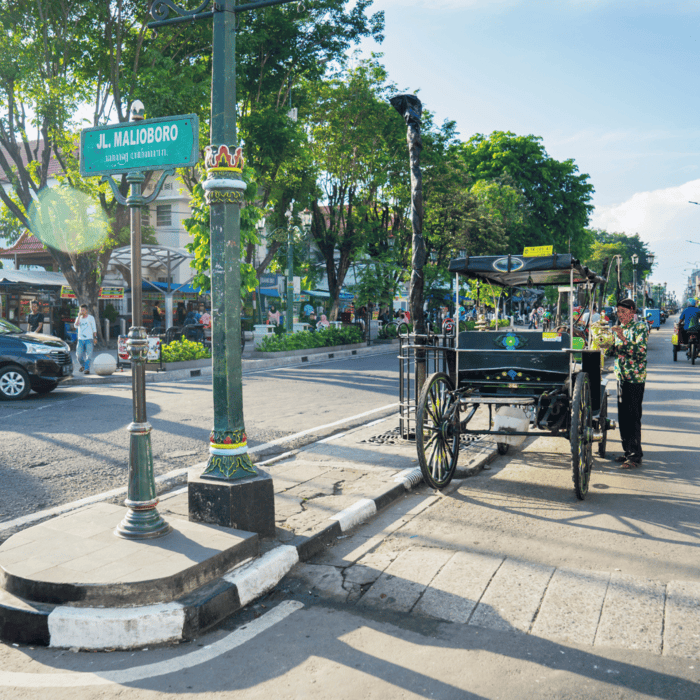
[{"left": 612, "top": 298, "right": 649, "bottom": 468}]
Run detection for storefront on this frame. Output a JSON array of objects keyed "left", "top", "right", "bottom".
[{"left": 0, "top": 270, "right": 72, "bottom": 336}]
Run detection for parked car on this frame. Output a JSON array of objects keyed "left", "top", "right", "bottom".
[{"left": 0, "top": 318, "right": 73, "bottom": 400}]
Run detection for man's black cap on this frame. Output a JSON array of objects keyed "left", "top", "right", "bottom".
[{"left": 617, "top": 299, "right": 637, "bottom": 312}]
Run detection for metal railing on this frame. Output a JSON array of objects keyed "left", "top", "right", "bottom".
[{"left": 398, "top": 331, "right": 456, "bottom": 440}]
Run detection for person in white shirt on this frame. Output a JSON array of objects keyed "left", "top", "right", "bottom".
[
  {"left": 74, "top": 304, "right": 97, "bottom": 374},
  {"left": 581, "top": 305, "right": 601, "bottom": 326}
]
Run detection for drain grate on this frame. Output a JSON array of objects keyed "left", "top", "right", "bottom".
[{"left": 361, "top": 426, "right": 482, "bottom": 450}]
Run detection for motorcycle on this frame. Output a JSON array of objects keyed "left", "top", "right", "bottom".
[{"left": 673, "top": 322, "right": 700, "bottom": 364}]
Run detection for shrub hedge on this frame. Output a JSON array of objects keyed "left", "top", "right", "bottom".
[{"left": 257, "top": 325, "right": 363, "bottom": 352}]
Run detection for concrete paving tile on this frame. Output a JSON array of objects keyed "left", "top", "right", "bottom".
[
  {"left": 413, "top": 551, "right": 504, "bottom": 624},
  {"left": 30, "top": 565, "right": 84, "bottom": 584},
  {"left": 343, "top": 563, "right": 384, "bottom": 586},
  {"left": 10, "top": 555, "right": 74, "bottom": 578},
  {"left": 531, "top": 568, "right": 610, "bottom": 645},
  {"left": 664, "top": 580, "right": 700, "bottom": 659},
  {"left": 287, "top": 563, "right": 349, "bottom": 601},
  {"left": 266, "top": 463, "right": 331, "bottom": 492},
  {"left": 87, "top": 560, "right": 145, "bottom": 582},
  {"left": 0, "top": 545, "right": 34, "bottom": 566},
  {"left": 313, "top": 533, "right": 381, "bottom": 568},
  {"left": 595, "top": 574, "right": 665, "bottom": 655},
  {"left": 274, "top": 492, "right": 304, "bottom": 522},
  {"left": 359, "top": 546, "right": 454, "bottom": 613},
  {"left": 469, "top": 558, "right": 554, "bottom": 633}
]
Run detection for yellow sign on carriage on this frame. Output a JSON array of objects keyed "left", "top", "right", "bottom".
[{"left": 523, "top": 245, "right": 554, "bottom": 257}]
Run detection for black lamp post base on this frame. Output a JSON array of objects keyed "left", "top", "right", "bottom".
[{"left": 188, "top": 467, "right": 275, "bottom": 538}]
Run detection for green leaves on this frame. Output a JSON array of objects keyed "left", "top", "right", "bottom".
[
  {"left": 457, "top": 132, "right": 594, "bottom": 258},
  {"left": 161, "top": 338, "right": 212, "bottom": 363},
  {"left": 257, "top": 325, "right": 363, "bottom": 352}
]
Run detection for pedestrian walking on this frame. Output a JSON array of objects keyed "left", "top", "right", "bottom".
[
  {"left": 74, "top": 304, "right": 97, "bottom": 374},
  {"left": 611, "top": 298, "right": 649, "bottom": 469},
  {"left": 152, "top": 302, "right": 163, "bottom": 333},
  {"left": 176, "top": 301, "right": 187, "bottom": 326},
  {"left": 528, "top": 307, "right": 539, "bottom": 329},
  {"left": 28, "top": 301, "right": 44, "bottom": 333}
]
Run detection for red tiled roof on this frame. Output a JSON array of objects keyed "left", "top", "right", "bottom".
[
  {"left": 0, "top": 232, "right": 47, "bottom": 258},
  {"left": 0, "top": 140, "right": 64, "bottom": 184}
]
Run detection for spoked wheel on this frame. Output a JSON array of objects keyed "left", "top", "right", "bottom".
[
  {"left": 570, "top": 372, "right": 593, "bottom": 500},
  {"left": 673, "top": 345, "right": 678, "bottom": 362},
  {"left": 692, "top": 343, "right": 697, "bottom": 365},
  {"left": 597, "top": 392, "right": 608, "bottom": 458},
  {"left": 416, "top": 372, "right": 460, "bottom": 490}
]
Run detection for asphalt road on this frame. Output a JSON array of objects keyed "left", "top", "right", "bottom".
[{"left": 0, "top": 351, "right": 399, "bottom": 525}]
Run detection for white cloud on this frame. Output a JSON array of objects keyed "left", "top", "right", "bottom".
[
  {"left": 591, "top": 179, "right": 700, "bottom": 242},
  {"left": 591, "top": 180, "right": 700, "bottom": 300}
]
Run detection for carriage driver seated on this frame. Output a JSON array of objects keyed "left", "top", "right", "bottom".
[{"left": 678, "top": 299, "right": 700, "bottom": 344}]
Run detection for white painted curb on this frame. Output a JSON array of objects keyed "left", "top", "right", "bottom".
[
  {"left": 48, "top": 603, "right": 185, "bottom": 651},
  {"left": 225, "top": 545, "right": 300, "bottom": 608},
  {"left": 330, "top": 498, "right": 377, "bottom": 532}
]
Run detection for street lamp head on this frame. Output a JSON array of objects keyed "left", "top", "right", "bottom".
[
  {"left": 631, "top": 253, "right": 639, "bottom": 265},
  {"left": 130, "top": 100, "right": 145, "bottom": 121},
  {"left": 647, "top": 252, "right": 656, "bottom": 265},
  {"left": 300, "top": 209, "right": 312, "bottom": 229}
]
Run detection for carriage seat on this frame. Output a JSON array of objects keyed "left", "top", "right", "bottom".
[{"left": 456, "top": 330, "right": 571, "bottom": 378}]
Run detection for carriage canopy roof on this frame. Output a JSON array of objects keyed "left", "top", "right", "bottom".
[{"left": 447, "top": 254, "right": 605, "bottom": 287}]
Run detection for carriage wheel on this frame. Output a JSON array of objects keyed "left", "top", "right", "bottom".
[
  {"left": 570, "top": 372, "right": 593, "bottom": 500},
  {"left": 597, "top": 392, "right": 608, "bottom": 458},
  {"left": 416, "top": 372, "right": 460, "bottom": 490}
]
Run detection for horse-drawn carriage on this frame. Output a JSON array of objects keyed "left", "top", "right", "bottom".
[{"left": 415, "top": 253, "right": 615, "bottom": 500}]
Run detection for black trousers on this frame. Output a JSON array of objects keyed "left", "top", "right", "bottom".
[{"left": 617, "top": 381, "right": 645, "bottom": 462}]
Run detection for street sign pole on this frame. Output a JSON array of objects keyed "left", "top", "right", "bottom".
[{"left": 200, "top": 0, "right": 256, "bottom": 480}]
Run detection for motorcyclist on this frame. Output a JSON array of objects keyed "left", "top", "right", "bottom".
[{"left": 677, "top": 299, "right": 700, "bottom": 344}]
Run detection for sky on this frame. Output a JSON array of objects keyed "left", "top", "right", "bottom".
[{"left": 357, "top": 0, "right": 700, "bottom": 301}]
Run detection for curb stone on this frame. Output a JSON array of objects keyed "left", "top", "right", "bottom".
[{"left": 1, "top": 438, "right": 497, "bottom": 650}]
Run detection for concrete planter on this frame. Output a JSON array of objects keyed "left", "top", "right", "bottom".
[
  {"left": 145, "top": 357, "right": 211, "bottom": 371},
  {"left": 249, "top": 342, "right": 367, "bottom": 358}
]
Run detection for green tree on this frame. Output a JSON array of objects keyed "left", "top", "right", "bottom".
[
  {"left": 0, "top": 0, "right": 210, "bottom": 338},
  {"left": 235, "top": 1, "right": 384, "bottom": 275},
  {"left": 304, "top": 58, "right": 406, "bottom": 319},
  {"left": 457, "top": 131, "right": 595, "bottom": 259},
  {"left": 583, "top": 229, "right": 653, "bottom": 299}
]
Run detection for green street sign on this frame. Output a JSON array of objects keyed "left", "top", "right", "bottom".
[{"left": 80, "top": 114, "right": 199, "bottom": 177}]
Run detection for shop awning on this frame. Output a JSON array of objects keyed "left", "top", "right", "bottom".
[
  {"left": 305, "top": 289, "right": 354, "bottom": 300},
  {"left": 0, "top": 270, "right": 68, "bottom": 286}
]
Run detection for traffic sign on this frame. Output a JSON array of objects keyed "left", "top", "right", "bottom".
[{"left": 80, "top": 114, "right": 199, "bottom": 177}]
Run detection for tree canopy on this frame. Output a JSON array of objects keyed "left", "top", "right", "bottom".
[{"left": 456, "top": 131, "right": 595, "bottom": 259}]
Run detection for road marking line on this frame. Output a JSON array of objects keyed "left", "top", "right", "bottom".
[
  {"left": 248, "top": 403, "right": 398, "bottom": 453},
  {"left": 1, "top": 396, "right": 82, "bottom": 420},
  {"left": 0, "top": 601, "right": 305, "bottom": 688}
]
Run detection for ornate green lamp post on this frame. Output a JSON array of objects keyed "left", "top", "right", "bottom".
[
  {"left": 103, "top": 100, "right": 173, "bottom": 539},
  {"left": 149, "top": 0, "right": 298, "bottom": 535}
]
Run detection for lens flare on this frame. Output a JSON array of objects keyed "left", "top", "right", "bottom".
[{"left": 29, "top": 187, "right": 109, "bottom": 254}]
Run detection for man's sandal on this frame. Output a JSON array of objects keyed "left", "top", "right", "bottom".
[
  {"left": 614, "top": 455, "right": 627, "bottom": 463},
  {"left": 620, "top": 460, "right": 639, "bottom": 469}
]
